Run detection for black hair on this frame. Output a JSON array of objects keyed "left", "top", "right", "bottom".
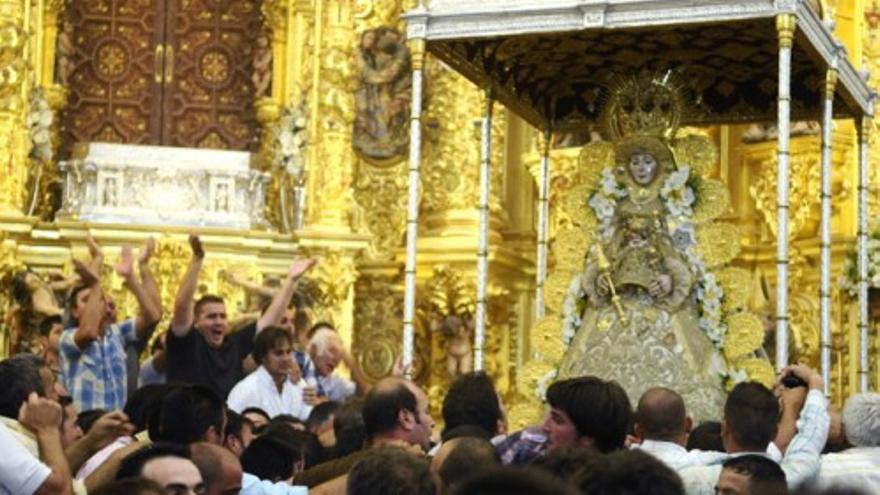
[
  {"left": 252, "top": 326, "right": 293, "bottom": 365},
  {"left": 347, "top": 446, "right": 437, "bottom": 495},
  {"left": 333, "top": 397, "right": 367, "bottom": 458},
  {"left": 240, "top": 434, "right": 303, "bottom": 482},
  {"left": 437, "top": 438, "right": 500, "bottom": 491},
  {"left": 263, "top": 420, "right": 325, "bottom": 467},
  {"left": 687, "top": 421, "right": 724, "bottom": 452},
  {"left": 225, "top": 409, "right": 245, "bottom": 444},
  {"left": 450, "top": 466, "right": 579, "bottom": 495},
  {"left": 545, "top": 376, "right": 632, "bottom": 453},
  {"left": 90, "top": 477, "right": 165, "bottom": 495},
  {"left": 362, "top": 380, "right": 417, "bottom": 439},
  {"left": 124, "top": 384, "right": 176, "bottom": 434},
  {"left": 156, "top": 385, "right": 225, "bottom": 444},
  {"left": 77, "top": 409, "right": 107, "bottom": 435},
  {"left": 39, "top": 315, "right": 63, "bottom": 337},
  {"left": 722, "top": 455, "right": 786, "bottom": 493},
  {"left": 441, "top": 372, "right": 502, "bottom": 441},
  {"left": 193, "top": 294, "right": 225, "bottom": 320},
  {"left": 574, "top": 449, "right": 684, "bottom": 495},
  {"left": 116, "top": 442, "right": 192, "bottom": 480},
  {"left": 0, "top": 354, "right": 45, "bottom": 419},
  {"left": 724, "top": 382, "right": 780, "bottom": 451},
  {"left": 306, "top": 400, "right": 340, "bottom": 432},
  {"left": 241, "top": 407, "right": 271, "bottom": 425},
  {"left": 67, "top": 283, "right": 90, "bottom": 312}
]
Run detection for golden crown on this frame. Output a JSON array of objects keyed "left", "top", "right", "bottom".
[{"left": 601, "top": 71, "right": 688, "bottom": 141}]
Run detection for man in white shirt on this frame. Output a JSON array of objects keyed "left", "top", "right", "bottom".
[
  {"left": 632, "top": 387, "right": 727, "bottom": 470},
  {"left": 819, "top": 392, "right": 880, "bottom": 491},
  {"left": 679, "top": 364, "right": 829, "bottom": 495},
  {"left": 0, "top": 355, "right": 73, "bottom": 495},
  {"left": 228, "top": 327, "right": 311, "bottom": 420}
]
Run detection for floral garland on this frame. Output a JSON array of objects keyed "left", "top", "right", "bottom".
[
  {"left": 558, "top": 164, "right": 747, "bottom": 387},
  {"left": 27, "top": 89, "right": 53, "bottom": 162},
  {"left": 839, "top": 233, "right": 880, "bottom": 298},
  {"left": 271, "top": 104, "right": 308, "bottom": 177}
]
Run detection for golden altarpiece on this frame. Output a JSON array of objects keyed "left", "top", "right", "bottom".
[{"left": 0, "top": 0, "right": 877, "bottom": 427}]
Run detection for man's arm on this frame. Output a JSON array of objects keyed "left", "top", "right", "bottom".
[
  {"left": 257, "top": 258, "right": 316, "bottom": 332},
  {"left": 777, "top": 364, "right": 829, "bottom": 488},
  {"left": 138, "top": 237, "right": 163, "bottom": 322},
  {"left": 340, "top": 349, "right": 371, "bottom": 395},
  {"left": 64, "top": 411, "right": 134, "bottom": 473},
  {"left": 116, "top": 246, "right": 162, "bottom": 338},
  {"left": 83, "top": 441, "right": 147, "bottom": 493},
  {"left": 171, "top": 234, "right": 205, "bottom": 336},
  {"left": 19, "top": 393, "right": 74, "bottom": 495},
  {"left": 72, "top": 259, "right": 104, "bottom": 350},
  {"left": 85, "top": 234, "right": 103, "bottom": 274}
]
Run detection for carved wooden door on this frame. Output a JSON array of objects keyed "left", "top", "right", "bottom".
[
  {"left": 63, "top": 0, "right": 167, "bottom": 146},
  {"left": 62, "top": 0, "right": 260, "bottom": 152},
  {"left": 162, "top": 0, "right": 260, "bottom": 150}
]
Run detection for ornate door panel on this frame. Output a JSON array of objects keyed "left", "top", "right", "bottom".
[
  {"left": 162, "top": 0, "right": 260, "bottom": 150},
  {"left": 63, "top": 0, "right": 166, "bottom": 147}
]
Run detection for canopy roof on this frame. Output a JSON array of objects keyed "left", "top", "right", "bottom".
[{"left": 404, "top": 0, "right": 875, "bottom": 132}]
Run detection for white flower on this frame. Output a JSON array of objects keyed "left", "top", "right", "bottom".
[
  {"left": 727, "top": 368, "right": 748, "bottom": 385},
  {"left": 32, "top": 129, "right": 50, "bottom": 145}
]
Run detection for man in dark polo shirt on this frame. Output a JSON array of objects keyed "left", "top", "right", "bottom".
[{"left": 166, "top": 234, "right": 314, "bottom": 400}]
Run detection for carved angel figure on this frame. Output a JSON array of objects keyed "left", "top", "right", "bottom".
[
  {"left": 353, "top": 27, "right": 412, "bottom": 160},
  {"left": 252, "top": 34, "right": 273, "bottom": 99},
  {"left": 559, "top": 136, "right": 726, "bottom": 421}
]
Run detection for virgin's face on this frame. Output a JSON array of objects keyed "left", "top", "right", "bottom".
[{"left": 628, "top": 152, "right": 658, "bottom": 186}]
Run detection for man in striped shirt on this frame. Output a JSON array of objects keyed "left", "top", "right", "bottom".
[{"left": 60, "top": 238, "right": 162, "bottom": 412}]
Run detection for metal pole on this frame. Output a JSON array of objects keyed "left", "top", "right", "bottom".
[
  {"left": 775, "top": 14, "right": 796, "bottom": 371},
  {"left": 402, "top": 39, "right": 426, "bottom": 378},
  {"left": 535, "top": 127, "right": 551, "bottom": 320},
  {"left": 474, "top": 90, "right": 494, "bottom": 371},
  {"left": 859, "top": 114, "right": 872, "bottom": 391},
  {"left": 819, "top": 61, "right": 837, "bottom": 395}
]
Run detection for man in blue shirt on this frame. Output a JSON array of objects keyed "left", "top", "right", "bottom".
[{"left": 60, "top": 237, "right": 162, "bottom": 412}]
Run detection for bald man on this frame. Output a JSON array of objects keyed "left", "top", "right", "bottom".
[
  {"left": 295, "top": 377, "right": 435, "bottom": 488},
  {"left": 632, "top": 387, "right": 726, "bottom": 470},
  {"left": 190, "top": 442, "right": 309, "bottom": 495}
]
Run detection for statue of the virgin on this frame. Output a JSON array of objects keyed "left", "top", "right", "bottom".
[{"left": 557, "top": 76, "right": 727, "bottom": 421}]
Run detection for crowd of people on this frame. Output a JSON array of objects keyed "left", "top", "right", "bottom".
[{"left": 2, "top": 235, "right": 880, "bottom": 495}]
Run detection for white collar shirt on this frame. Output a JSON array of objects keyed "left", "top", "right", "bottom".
[
  {"left": 227, "top": 366, "right": 311, "bottom": 420},
  {"left": 679, "top": 389, "right": 829, "bottom": 495},
  {"left": 634, "top": 439, "right": 728, "bottom": 471},
  {"left": 819, "top": 446, "right": 880, "bottom": 492}
]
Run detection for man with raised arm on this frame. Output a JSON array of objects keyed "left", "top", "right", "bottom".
[
  {"left": 60, "top": 238, "right": 162, "bottom": 412},
  {"left": 167, "top": 234, "right": 315, "bottom": 399}
]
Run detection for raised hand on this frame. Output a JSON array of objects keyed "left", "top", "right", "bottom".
[
  {"left": 18, "top": 392, "right": 62, "bottom": 433},
  {"left": 86, "top": 234, "right": 103, "bottom": 263},
  {"left": 189, "top": 234, "right": 205, "bottom": 259},
  {"left": 138, "top": 237, "right": 155, "bottom": 265},
  {"left": 73, "top": 258, "right": 100, "bottom": 287},
  {"left": 85, "top": 411, "right": 135, "bottom": 450},
  {"left": 288, "top": 258, "right": 317, "bottom": 279},
  {"left": 115, "top": 246, "right": 134, "bottom": 280}
]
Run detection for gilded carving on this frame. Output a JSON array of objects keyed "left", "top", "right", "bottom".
[
  {"left": 353, "top": 273, "right": 406, "bottom": 380},
  {"left": 421, "top": 60, "right": 507, "bottom": 217},
  {"left": 353, "top": 160, "right": 408, "bottom": 258},
  {"left": 749, "top": 143, "right": 821, "bottom": 240}
]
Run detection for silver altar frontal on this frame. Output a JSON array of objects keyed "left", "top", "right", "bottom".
[
  {"left": 402, "top": 0, "right": 876, "bottom": 389},
  {"left": 58, "top": 143, "right": 270, "bottom": 229}
]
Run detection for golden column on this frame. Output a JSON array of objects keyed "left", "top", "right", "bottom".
[{"left": 0, "top": 0, "right": 29, "bottom": 215}]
